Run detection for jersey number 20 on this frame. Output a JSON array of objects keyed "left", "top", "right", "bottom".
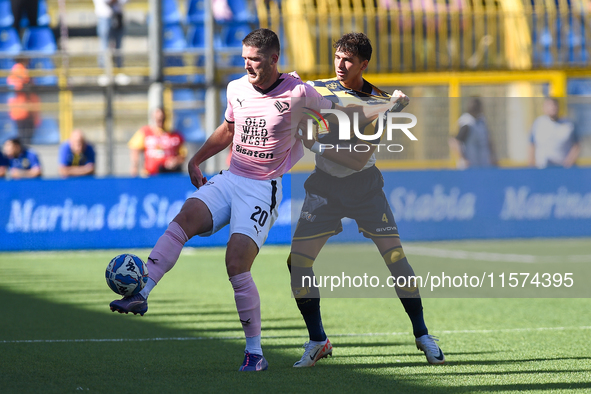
[{"left": 251, "top": 206, "right": 269, "bottom": 227}]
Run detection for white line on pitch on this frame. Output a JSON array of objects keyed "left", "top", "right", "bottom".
[
  {"left": 2, "top": 325, "right": 591, "bottom": 344},
  {"left": 404, "top": 246, "right": 591, "bottom": 264}
]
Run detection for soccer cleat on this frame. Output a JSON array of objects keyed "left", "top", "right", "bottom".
[
  {"left": 415, "top": 334, "right": 445, "bottom": 365},
  {"left": 293, "top": 339, "right": 333, "bottom": 367},
  {"left": 239, "top": 351, "right": 268, "bottom": 371},
  {"left": 109, "top": 293, "right": 148, "bottom": 316}
]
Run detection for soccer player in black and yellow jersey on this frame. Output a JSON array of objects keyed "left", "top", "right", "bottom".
[{"left": 288, "top": 32, "right": 445, "bottom": 367}]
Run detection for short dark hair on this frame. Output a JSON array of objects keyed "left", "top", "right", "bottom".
[
  {"left": 242, "top": 28, "right": 280, "bottom": 56},
  {"left": 467, "top": 97, "right": 482, "bottom": 114},
  {"left": 7, "top": 138, "right": 22, "bottom": 147},
  {"left": 333, "top": 32, "right": 372, "bottom": 62},
  {"left": 545, "top": 97, "right": 559, "bottom": 105}
]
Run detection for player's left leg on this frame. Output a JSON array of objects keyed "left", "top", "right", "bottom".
[
  {"left": 226, "top": 173, "right": 281, "bottom": 371},
  {"left": 372, "top": 236, "right": 445, "bottom": 365},
  {"left": 225, "top": 233, "right": 268, "bottom": 371}
]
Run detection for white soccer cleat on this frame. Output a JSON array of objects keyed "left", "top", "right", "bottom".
[
  {"left": 415, "top": 334, "right": 445, "bottom": 365},
  {"left": 293, "top": 339, "right": 333, "bottom": 368}
]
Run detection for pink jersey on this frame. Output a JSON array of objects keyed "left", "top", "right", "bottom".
[{"left": 225, "top": 72, "right": 332, "bottom": 180}]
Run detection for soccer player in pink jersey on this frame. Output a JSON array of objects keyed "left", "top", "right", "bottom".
[
  {"left": 109, "top": 28, "right": 399, "bottom": 371},
  {"left": 109, "top": 28, "right": 334, "bottom": 371}
]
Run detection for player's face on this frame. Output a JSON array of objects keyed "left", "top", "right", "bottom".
[
  {"left": 543, "top": 99, "right": 559, "bottom": 119},
  {"left": 242, "top": 45, "right": 277, "bottom": 89},
  {"left": 334, "top": 50, "right": 368, "bottom": 87},
  {"left": 3, "top": 141, "right": 17, "bottom": 158},
  {"left": 152, "top": 108, "right": 165, "bottom": 129}
]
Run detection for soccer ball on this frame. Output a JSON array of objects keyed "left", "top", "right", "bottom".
[{"left": 105, "top": 254, "right": 149, "bottom": 297}]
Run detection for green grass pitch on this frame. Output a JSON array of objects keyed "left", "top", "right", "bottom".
[{"left": 1, "top": 238, "right": 591, "bottom": 393}]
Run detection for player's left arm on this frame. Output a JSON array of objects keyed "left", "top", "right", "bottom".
[{"left": 336, "top": 90, "right": 409, "bottom": 126}]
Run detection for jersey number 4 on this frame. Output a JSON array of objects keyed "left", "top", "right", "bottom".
[
  {"left": 382, "top": 213, "right": 389, "bottom": 223},
  {"left": 251, "top": 206, "right": 269, "bottom": 227}
]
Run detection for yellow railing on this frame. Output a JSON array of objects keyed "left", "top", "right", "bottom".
[{"left": 257, "top": 0, "right": 591, "bottom": 75}]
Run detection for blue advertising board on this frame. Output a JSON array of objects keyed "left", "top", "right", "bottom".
[{"left": 1, "top": 168, "right": 590, "bottom": 251}]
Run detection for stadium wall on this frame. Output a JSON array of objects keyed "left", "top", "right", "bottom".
[{"left": 1, "top": 168, "right": 591, "bottom": 251}]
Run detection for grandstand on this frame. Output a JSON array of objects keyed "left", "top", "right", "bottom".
[{"left": 0, "top": 0, "right": 589, "bottom": 176}]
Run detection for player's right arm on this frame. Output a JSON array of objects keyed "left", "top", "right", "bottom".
[{"left": 188, "top": 120, "right": 235, "bottom": 188}]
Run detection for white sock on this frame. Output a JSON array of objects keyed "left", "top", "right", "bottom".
[
  {"left": 140, "top": 278, "right": 157, "bottom": 299},
  {"left": 245, "top": 334, "right": 263, "bottom": 356},
  {"left": 309, "top": 339, "right": 327, "bottom": 346}
]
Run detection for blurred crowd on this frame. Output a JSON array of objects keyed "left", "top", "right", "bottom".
[
  {"left": 0, "top": 105, "right": 188, "bottom": 180},
  {"left": 0, "top": 94, "right": 585, "bottom": 180},
  {"left": 450, "top": 97, "right": 581, "bottom": 170}
]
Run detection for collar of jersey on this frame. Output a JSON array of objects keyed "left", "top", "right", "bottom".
[
  {"left": 328, "top": 78, "right": 391, "bottom": 99},
  {"left": 253, "top": 74, "right": 284, "bottom": 95}
]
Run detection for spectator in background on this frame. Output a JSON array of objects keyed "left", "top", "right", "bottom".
[
  {"left": 58, "top": 129, "right": 96, "bottom": 177},
  {"left": 93, "top": 0, "right": 130, "bottom": 86},
  {"left": 7, "top": 58, "right": 41, "bottom": 145},
  {"left": 449, "top": 97, "right": 497, "bottom": 169},
  {"left": 0, "top": 151, "right": 8, "bottom": 178},
  {"left": 213, "top": 0, "right": 233, "bottom": 21},
  {"left": 2, "top": 138, "right": 41, "bottom": 179},
  {"left": 11, "top": 0, "right": 38, "bottom": 34},
  {"left": 128, "top": 107, "right": 186, "bottom": 177},
  {"left": 529, "top": 98, "right": 580, "bottom": 169}
]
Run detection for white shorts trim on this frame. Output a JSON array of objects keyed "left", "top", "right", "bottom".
[{"left": 188, "top": 170, "right": 282, "bottom": 249}]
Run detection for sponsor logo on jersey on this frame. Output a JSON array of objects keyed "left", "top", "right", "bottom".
[
  {"left": 274, "top": 100, "right": 289, "bottom": 113},
  {"left": 236, "top": 98, "right": 245, "bottom": 107},
  {"left": 235, "top": 144, "right": 274, "bottom": 159},
  {"left": 300, "top": 211, "right": 316, "bottom": 222}
]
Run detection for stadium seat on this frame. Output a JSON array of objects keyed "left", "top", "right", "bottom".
[
  {"left": 31, "top": 117, "right": 60, "bottom": 144},
  {"left": 0, "top": 0, "right": 14, "bottom": 28},
  {"left": 173, "top": 88, "right": 206, "bottom": 142},
  {"left": 219, "top": 23, "right": 251, "bottom": 48},
  {"left": 21, "top": 27, "right": 57, "bottom": 85},
  {"left": 163, "top": 23, "right": 188, "bottom": 83},
  {"left": 27, "top": 57, "right": 57, "bottom": 85},
  {"left": 174, "top": 109, "right": 206, "bottom": 143},
  {"left": 186, "top": 23, "right": 205, "bottom": 48},
  {"left": 226, "top": 0, "right": 257, "bottom": 23},
  {"left": 185, "top": 24, "right": 207, "bottom": 83},
  {"left": 173, "top": 88, "right": 197, "bottom": 102},
  {"left": 0, "top": 27, "right": 20, "bottom": 85},
  {"left": 216, "top": 23, "right": 250, "bottom": 70},
  {"left": 163, "top": 0, "right": 181, "bottom": 25},
  {"left": 0, "top": 26, "right": 21, "bottom": 53},
  {"left": 19, "top": 0, "right": 51, "bottom": 27},
  {"left": 186, "top": 0, "right": 206, "bottom": 24},
  {"left": 0, "top": 92, "right": 14, "bottom": 103},
  {"left": 22, "top": 26, "right": 57, "bottom": 53},
  {"left": 0, "top": 112, "right": 17, "bottom": 144}
]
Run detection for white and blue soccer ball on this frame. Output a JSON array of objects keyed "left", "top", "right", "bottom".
[{"left": 106, "top": 254, "right": 149, "bottom": 297}]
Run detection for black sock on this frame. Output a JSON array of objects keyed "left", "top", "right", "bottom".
[
  {"left": 288, "top": 253, "right": 327, "bottom": 342},
  {"left": 383, "top": 246, "right": 429, "bottom": 338}
]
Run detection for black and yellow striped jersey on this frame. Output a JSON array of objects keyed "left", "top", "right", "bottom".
[{"left": 307, "top": 77, "right": 391, "bottom": 177}]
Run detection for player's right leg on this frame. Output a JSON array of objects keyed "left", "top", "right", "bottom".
[
  {"left": 110, "top": 172, "right": 236, "bottom": 315},
  {"left": 288, "top": 235, "right": 333, "bottom": 367},
  {"left": 109, "top": 198, "right": 214, "bottom": 315}
]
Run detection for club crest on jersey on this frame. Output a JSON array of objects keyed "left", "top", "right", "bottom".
[
  {"left": 274, "top": 100, "right": 289, "bottom": 113},
  {"left": 327, "top": 82, "right": 339, "bottom": 90}
]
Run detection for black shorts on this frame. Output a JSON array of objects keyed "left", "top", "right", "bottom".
[{"left": 293, "top": 166, "right": 400, "bottom": 241}]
